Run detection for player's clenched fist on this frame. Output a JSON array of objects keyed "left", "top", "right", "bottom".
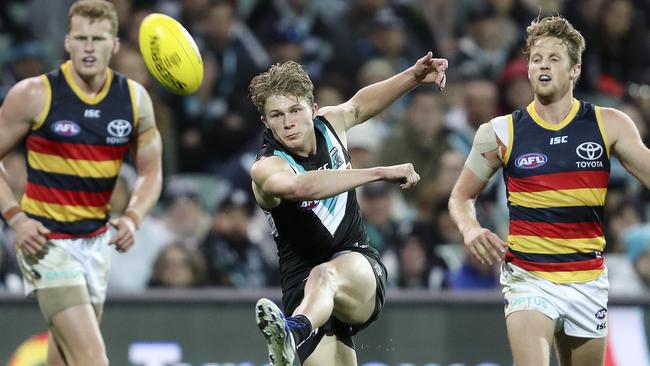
[{"left": 380, "top": 163, "right": 420, "bottom": 189}]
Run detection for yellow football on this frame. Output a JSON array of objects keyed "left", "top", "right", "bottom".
[{"left": 138, "top": 13, "right": 203, "bottom": 95}]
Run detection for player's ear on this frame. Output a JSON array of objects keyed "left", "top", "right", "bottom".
[
  {"left": 64, "top": 35, "right": 70, "bottom": 54},
  {"left": 312, "top": 103, "right": 318, "bottom": 115},
  {"left": 112, "top": 37, "right": 120, "bottom": 56},
  {"left": 260, "top": 115, "right": 270, "bottom": 129},
  {"left": 570, "top": 63, "right": 581, "bottom": 81}
]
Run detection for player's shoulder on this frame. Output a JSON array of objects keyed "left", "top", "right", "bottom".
[
  {"left": 3, "top": 75, "right": 49, "bottom": 116},
  {"left": 251, "top": 155, "right": 294, "bottom": 185},
  {"left": 9, "top": 75, "right": 48, "bottom": 98},
  {"left": 598, "top": 106, "right": 630, "bottom": 122}
]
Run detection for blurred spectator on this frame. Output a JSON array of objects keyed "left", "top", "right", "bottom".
[
  {"left": 111, "top": 43, "right": 179, "bottom": 174},
  {"left": 582, "top": 0, "right": 650, "bottom": 96},
  {"left": 346, "top": 122, "right": 382, "bottom": 169},
  {"left": 108, "top": 164, "right": 173, "bottom": 291},
  {"left": 364, "top": 9, "right": 414, "bottom": 72},
  {"left": 626, "top": 225, "right": 650, "bottom": 287},
  {"left": 606, "top": 223, "right": 650, "bottom": 296},
  {"left": 200, "top": 189, "right": 274, "bottom": 288},
  {"left": 391, "top": 232, "right": 448, "bottom": 290},
  {"left": 247, "top": 0, "right": 348, "bottom": 77},
  {"left": 359, "top": 181, "right": 400, "bottom": 254},
  {"left": 148, "top": 242, "right": 207, "bottom": 288},
  {"left": 605, "top": 194, "right": 643, "bottom": 253},
  {"left": 162, "top": 188, "right": 212, "bottom": 249},
  {"left": 354, "top": 57, "right": 398, "bottom": 136},
  {"left": 0, "top": 40, "right": 48, "bottom": 102},
  {"left": 447, "top": 246, "right": 499, "bottom": 290},
  {"left": 157, "top": 0, "right": 211, "bottom": 36},
  {"left": 453, "top": 3, "right": 514, "bottom": 80},
  {"left": 172, "top": 0, "right": 264, "bottom": 173},
  {"left": 375, "top": 87, "right": 450, "bottom": 208},
  {"left": 447, "top": 78, "right": 500, "bottom": 154},
  {"left": 418, "top": 150, "right": 466, "bottom": 220},
  {"left": 498, "top": 57, "right": 533, "bottom": 114}
]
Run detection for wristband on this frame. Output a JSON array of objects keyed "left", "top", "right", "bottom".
[
  {"left": 124, "top": 208, "right": 141, "bottom": 229},
  {"left": 2, "top": 205, "right": 25, "bottom": 227}
]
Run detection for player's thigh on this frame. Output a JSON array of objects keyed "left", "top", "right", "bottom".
[
  {"left": 506, "top": 310, "right": 556, "bottom": 366},
  {"left": 329, "top": 252, "right": 377, "bottom": 324},
  {"left": 303, "top": 335, "right": 357, "bottom": 366},
  {"left": 50, "top": 303, "right": 107, "bottom": 363},
  {"left": 555, "top": 331, "right": 606, "bottom": 366}
]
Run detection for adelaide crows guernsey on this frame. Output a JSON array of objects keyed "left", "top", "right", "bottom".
[
  {"left": 257, "top": 116, "right": 378, "bottom": 290},
  {"left": 502, "top": 99, "right": 610, "bottom": 283},
  {"left": 22, "top": 61, "right": 137, "bottom": 238}
]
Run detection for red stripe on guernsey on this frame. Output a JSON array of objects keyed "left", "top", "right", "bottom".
[
  {"left": 506, "top": 252, "right": 604, "bottom": 272},
  {"left": 27, "top": 135, "right": 128, "bottom": 161},
  {"left": 25, "top": 183, "right": 112, "bottom": 207},
  {"left": 508, "top": 171, "right": 609, "bottom": 193},
  {"left": 48, "top": 226, "right": 108, "bottom": 240},
  {"left": 510, "top": 220, "right": 603, "bottom": 238}
]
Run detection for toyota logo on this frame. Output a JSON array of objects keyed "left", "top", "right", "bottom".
[
  {"left": 576, "top": 142, "right": 603, "bottom": 160},
  {"left": 107, "top": 119, "right": 132, "bottom": 138}
]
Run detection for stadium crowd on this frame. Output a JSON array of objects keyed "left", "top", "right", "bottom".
[{"left": 1, "top": 0, "right": 649, "bottom": 295}]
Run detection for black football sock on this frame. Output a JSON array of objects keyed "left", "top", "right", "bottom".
[{"left": 286, "top": 314, "right": 313, "bottom": 347}]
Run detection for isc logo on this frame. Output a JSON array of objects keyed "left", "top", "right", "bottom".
[
  {"left": 84, "top": 109, "right": 101, "bottom": 118},
  {"left": 515, "top": 153, "right": 548, "bottom": 169}
]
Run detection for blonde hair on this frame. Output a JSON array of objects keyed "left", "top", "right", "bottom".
[
  {"left": 68, "top": 0, "right": 119, "bottom": 37},
  {"left": 249, "top": 61, "right": 314, "bottom": 115},
  {"left": 524, "top": 16, "right": 585, "bottom": 67}
]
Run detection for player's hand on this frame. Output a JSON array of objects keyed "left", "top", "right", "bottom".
[
  {"left": 109, "top": 216, "right": 137, "bottom": 253},
  {"left": 412, "top": 52, "right": 448, "bottom": 90},
  {"left": 13, "top": 215, "right": 50, "bottom": 256},
  {"left": 463, "top": 227, "right": 507, "bottom": 265},
  {"left": 380, "top": 163, "right": 420, "bottom": 189}
]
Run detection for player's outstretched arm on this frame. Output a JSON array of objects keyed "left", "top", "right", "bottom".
[
  {"left": 251, "top": 156, "right": 419, "bottom": 208},
  {"left": 319, "top": 52, "right": 448, "bottom": 135},
  {"left": 603, "top": 107, "right": 650, "bottom": 188},
  {"left": 449, "top": 123, "right": 506, "bottom": 265},
  {"left": 0, "top": 77, "right": 51, "bottom": 255},
  {"left": 109, "top": 82, "right": 162, "bottom": 252}
]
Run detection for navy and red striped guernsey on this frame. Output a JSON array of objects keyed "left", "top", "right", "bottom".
[
  {"left": 21, "top": 61, "right": 138, "bottom": 238},
  {"left": 502, "top": 99, "right": 610, "bottom": 283}
]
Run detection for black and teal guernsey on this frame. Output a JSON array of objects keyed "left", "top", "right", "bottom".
[
  {"left": 257, "top": 116, "right": 379, "bottom": 291},
  {"left": 22, "top": 61, "right": 138, "bottom": 239},
  {"left": 502, "top": 99, "right": 610, "bottom": 283}
]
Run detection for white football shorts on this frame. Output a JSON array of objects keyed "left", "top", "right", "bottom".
[
  {"left": 500, "top": 262, "right": 609, "bottom": 338},
  {"left": 17, "top": 230, "right": 112, "bottom": 304}
]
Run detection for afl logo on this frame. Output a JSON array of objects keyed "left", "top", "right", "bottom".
[
  {"left": 515, "top": 153, "right": 548, "bottom": 169},
  {"left": 595, "top": 308, "right": 607, "bottom": 320},
  {"left": 576, "top": 142, "right": 603, "bottom": 160},
  {"left": 107, "top": 119, "right": 132, "bottom": 138},
  {"left": 52, "top": 120, "right": 80, "bottom": 136}
]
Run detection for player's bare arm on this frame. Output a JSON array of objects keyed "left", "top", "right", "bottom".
[
  {"left": 109, "top": 82, "right": 162, "bottom": 252},
  {"left": 0, "top": 77, "right": 51, "bottom": 255},
  {"left": 251, "top": 156, "right": 419, "bottom": 209},
  {"left": 319, "top": 52, "right": 448, "bottom": 137},
  {"left": 602, "top": 107, "right": 650, "bottom": 188},
  {"left": 449, "top": 122, "right": 507, "bottom": 265}
]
